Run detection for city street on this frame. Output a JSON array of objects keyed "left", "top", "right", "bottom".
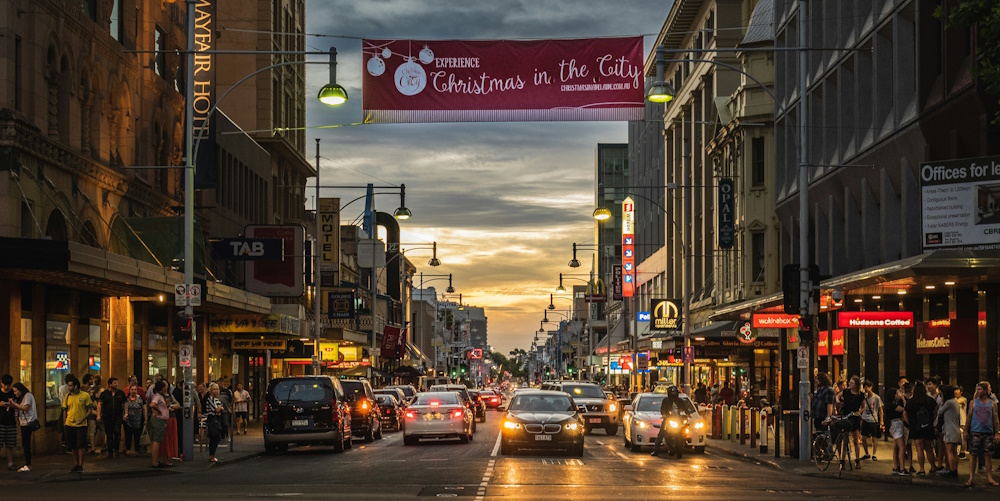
[{"left": 2, "top": 409, "right": 988, "bottom": 500}]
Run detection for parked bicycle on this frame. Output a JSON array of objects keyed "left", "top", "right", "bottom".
[{"left": 812, "top": 415, "right": 856, "bottom": 475}]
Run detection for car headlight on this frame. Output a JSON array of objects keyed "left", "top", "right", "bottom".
[
  {"left": 638, "top": 421, "right": 648, "bottom": 429},
  {"left": 565, "top": 422, "right": 579, "bottom": 431},
  {"left": 694, "top": 421, "right": 704, "bottom": 429},
  {"left": 668, "top": 419, "right": 679, "bottom": 429},
  {"left": 608, "top": 403, "right": 617, "bottom": 412},
  {"left": 503, "top": 421, "right": 522, "bottom": 430}
]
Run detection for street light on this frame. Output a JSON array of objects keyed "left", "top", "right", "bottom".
[
  {"left": 646, "top": 49, "right": 676, "bottom": 103},
  {"left": 317, "top": 48, "right": 348, "bottom": 105},
  {"left": 592, "top": 207, "right": 612, "bottom": 221}
]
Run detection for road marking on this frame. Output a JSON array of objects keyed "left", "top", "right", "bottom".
[
  {"left": 596, "top": 440, "right": 604, "bottom": 445},
  {"left": 617, "top": 452, "right": 629, "bottom": 460},
  {"left": 491, "top": 431, "right": 502, "bottom": 457},
  {"left": 475, "top": 459, "right": 497, "bottom": 501}
]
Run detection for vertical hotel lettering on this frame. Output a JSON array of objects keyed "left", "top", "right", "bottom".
[
  {"left": 622, "top": 197, "right": 635, "bottom": 297},
  {"left": 192, "top": 0, "right": 214, "bottom": 134}
]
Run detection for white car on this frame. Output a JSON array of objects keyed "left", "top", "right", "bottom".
[
  {"left": 622, "top": 392, "right": 706, "bottom": 453},
  {"left": 402, "top": 391, "right": 474, "bottom": 445}
]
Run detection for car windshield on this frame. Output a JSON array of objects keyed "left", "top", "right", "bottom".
[
  {"left": 561, "top": 385, "right": 606, "bottom": 399},
  {"left": 375, "top": 395, "right": 396, "bottom": 405},
  {"left": 340, "top": 381, "right": 366, "bottom": 397},
  {"left": 635, "top": 395, "right": 696, "bottom": 414},
  {"left": 394, "top": 386, "right": 415, "bottom": 397},
  {"left": 414, "top": 393, "right": 460, "bottom": 406},
  {"left": 509, "top": 394, "right": 575, "bottom": 412},
  {"left": 270, "top": 381, "right": 333, "bottom": 403}
]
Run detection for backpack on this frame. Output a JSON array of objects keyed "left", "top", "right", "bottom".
[{"left": 914, "top": 404, "right": 933, "bottom": 431}]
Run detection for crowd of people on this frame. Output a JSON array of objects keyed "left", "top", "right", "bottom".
[
  {"left": 810, "top": 373, "right": 1000, "bottom": 487},
  {"left": 0, "top": 372, "right": 253, "bottom": 474}
]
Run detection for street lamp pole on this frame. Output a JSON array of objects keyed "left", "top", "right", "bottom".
[
  {"left": 182, "top": 0, "right": 196, "bottom": 462},
  {"left": 313, "top": 139, "right": 322, "bottom": 376}
]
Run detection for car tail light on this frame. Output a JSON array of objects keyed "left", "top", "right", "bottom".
[
  {"left": 405, "top": 410, "right": 418, "bottom": 419},
  {"left": 491, "top": 398, "right": 498, "bottom": 403},
  {"left": 332, "top": 399, "right": 340, "bottom": 423},
  {"left": 451, "top": 409, "right": 464, "bottom": 419},
  {"left": 262, "top": 402, "right": 269, "bottom": 425},
  {"left": 360, "top": 399, "right": 369, "bottom": 411}
]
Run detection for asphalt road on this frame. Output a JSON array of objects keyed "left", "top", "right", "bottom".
[{"left": 4, "top": 408, "right": 995, "bottom": 500}]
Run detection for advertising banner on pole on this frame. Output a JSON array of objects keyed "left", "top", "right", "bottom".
[
  {"left": 718, "top": 178, "right": 735, "bottom": 249},
  {"left": 362, "top": 38, "right": 644, "bottom": 123},
  {"left": 921, "top": 155, "right": 1000, "bottom": 250},
  {"left": 622, "top": 197, "right": 635, "bottom": 298}
]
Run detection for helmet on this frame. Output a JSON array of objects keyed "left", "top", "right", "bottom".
[{"left": 667, "top": 385, "right": 679, "bottom": 397}]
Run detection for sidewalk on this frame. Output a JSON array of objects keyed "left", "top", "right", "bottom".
[
  {"left": 0, "top": 423, "right": 264, "bottom": 485},
  {"left": 707, "top": 437, "right": 1000, "bottom": 489}
]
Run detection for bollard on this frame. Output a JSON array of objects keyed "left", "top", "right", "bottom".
[
  {"left": 773, "top": 408, "right": 780, "bottom": 458},
  {"left": 721, "top": 405, "right": 729, "bottom": 441},
  {"left": 750, "top": 407, "right": 757, "bottom": 449},
  {"left": 759, "top": 407, "right": 769, "bottom": 454},
  {"left": 739, "top": 408, "right": 747, "bottom": 445},
  {"left": 714, "top": 405, "right": 722, "bottom": 439},
  {"left": 730, "top": 405, "right": 739, "bottom": 444}
]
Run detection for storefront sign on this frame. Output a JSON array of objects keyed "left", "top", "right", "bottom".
[
  {"left": 231, "top": 339, "right": 287, "bottom": 351},
  {"left": 752, "top": 313, "right": 800, "bottom": 329},
  {"left": 381, "top": 325, "right": 406, "bottom": 359},
  {"left": 692, "top": 338, "right": 779, "bottom": 349},
  {"left": 718, "top": 178, "right": 735, "bottom": 249},
  {"left": 737, "top": 322, "right": 756, "bottom": 344},
  {"left": 246, "top": 225, "right": 305, "bottom": 297},
  {"left": 837, "top": 311, "right": 914, "bottom": 329},
  {"left": 211, "top": 238, "right": 283, "bottom": 260},
  {"left": 622, "top": 197, "right": 635, "bottom": 298},
  {"left": 318, "top": 198, "right": 341, "bottom": 272},
  {"left": 916, "top": 319, "right": 978, "bottom": 354},
  {"left": 210, "top": 315, "right": 300, "bottom": 335},
  {"left": 327, "top": 289, "right": 356, "bottom": 319},
  {"left": 362, "top": 37, "right": 644, "bottom": 123},
  {"left": 920, "top": 155, "right": 1000, "bottom": 250},
  {"left": 817, "top": 329, "right": 844, "bottom": 356},
  {"left": 611, "top": 264, "right": 623, "bottom": 300},
  {"left": 650, "top": 299, "right": 682, "bottom": 331}
]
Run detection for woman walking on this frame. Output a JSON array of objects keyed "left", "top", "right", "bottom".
[
  {"left": 964, "top": 381, "right": 1000, "bottom": 487},
  {"left": 123, "top": 385, "right": 145, "bottom": 456},
  {"left": 149, "top": 380, "right": 177, "bottom": 468},
  {"left": 935, "top": 385, "right": 961, "bottom": 477},
  {"left": 10, "top": 382, "right": 38, "bottom": 472},
  {"left": 204, "top": 383, "right": 224, "bottom": 463},
  {"left": 904, "top": 381, "right": 939, "bottom": 475}
]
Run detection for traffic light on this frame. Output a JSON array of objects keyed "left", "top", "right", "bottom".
[
  {"left": 782, "top": 264, "right": 820, "bottom": 314},
  {"left": 567, "top": 365, "right": 575, "bottom": 375},
  {"left": 798, "top": 314, "right": 813, "bottom": 343},
  {"left": 174, "top": 315, "right": 192, "bottom": 343},
  {"left": 460, "top": 365, "right": 468, "bottom": 375},
  {"left": 451, "top": 368, "right": 458, "bottom": 377}
]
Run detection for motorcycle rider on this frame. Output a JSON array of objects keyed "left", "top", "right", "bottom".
[{"left": 651, "top": 385, "right": 685, "bottom": 457}]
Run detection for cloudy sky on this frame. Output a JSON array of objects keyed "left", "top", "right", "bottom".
[{"left": 303, "top": 0, "right": 670, "bottom": 355}]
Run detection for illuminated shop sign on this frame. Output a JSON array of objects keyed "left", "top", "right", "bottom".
[
  {"left": 916, "top": 319, "right": 978, "bottom": 354},
  {"left": 817, "top": 330, "right": 844, "bottom": 356},
  {"left": 622, "top": 197, "right": 635, "bottom": 298},
  {"left": 752, "top": 313, "right": 799, "bottom": 329},
  {"left": 650, "top": 299, "right": 682, "bottom": 331},
  {"left": 837, "top": 311, "right": 914, "bottom": 328}
]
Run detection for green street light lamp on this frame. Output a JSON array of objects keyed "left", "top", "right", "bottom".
[
  {"left": 317, "top": 48, "right": 349, "bottom": 105},
  {"left": 392, "top": 184, "right": 412, "bottom": 220},
  {"left": 646, "top": 46, "right": 676, "bottom": 103},
  {"left": 592, "top": 207, "right": 612, "bottom": 221}
]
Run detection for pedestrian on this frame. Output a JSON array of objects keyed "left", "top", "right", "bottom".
[
  {"left": 903, "top": 380, "right": 939, "bottom": 475},
  {"left": 149, "top": 380, "right": 177, "bottom": 469},
  {"left": 204, "top": 383, "right": 224, "bottom": 463},
  {"left": 834, "top": 379, "right": 846, "bottom": 414},
  {"left": 58, "top": 373, "right": 72, "bottom": 452},
  {"left": 886, "top": 383, "right": 910, "bottom": 476},
  {"left": 841, "top": 375, "right": 865, "bottom": 469},
  {"left": 694, "top": 383, "right": 707, "bottom": 406},
  {"left": 234, "top": 383, "right": 251, "bottom": 435},
  {"left": 935, "top": 385, "right": 961, "bottom": 477},
  {"left": 964, "top": 381, "right": 1000, "bottom": 487},
  {"left": 927, "top": 376, "right": 945, "bottom": 462},
  {"left": 81, "top": 374, "right": 99, "bottom": 455},
  {"left": 91, "top": 375, "right": 106, "bottom": 454},
  {"left": 811, "top": 372, "right": 835, "bottom": 434},
  {"left": 955, "top": 386, "right": 968, "bottom": 459},
  {"left": 172, "top": 380, "right": 185, "bottom": 460},
  {"left": 710, "top": 383, "right": 720, "bottom": 405},
  {"left": 62, "top": 374, "right": 95, "bottom": 473},
  {"left": 0, "top": 374, "right": 17, "bottom": 471},
  {"left": 860, "top": 379, "right": 884, "bottom": 461},
  {"left": 97, "top": 377, "right": 127, "bottom": 458},
  {"left": 217, "top": 378, "right": 233, "bottom": 441},
  {"left": 123, "top": 385, "right": 145, "bottom": 456},
  {"left": 719, "top": 381, "right": 735, "bottom": 406},
  {"left": 10, "top": 382, "right": 38, "bottom": 472}
]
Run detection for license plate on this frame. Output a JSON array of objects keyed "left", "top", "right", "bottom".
[
  {"left": 292, "top": 419, "right": 308, "bottom": 427},
  {"left": 589, "top": 418, "right": 602, "bottom": 424},
  {"left": 535, "top": 434, "right": 552, "bottom": 441}
]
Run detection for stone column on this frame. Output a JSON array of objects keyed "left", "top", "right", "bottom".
[
  {"left": 80, "top": 92, "right": 93, "bottom": 154},
  {"left": 46, "top": 71, "right": 60, "bottom": 137}
]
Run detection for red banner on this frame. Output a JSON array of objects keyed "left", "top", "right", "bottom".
[
  {"left": 381, "top": 325, "right": 406, "bottom": 359},
  {"left": 916, "top": 319, "right": 978, "bottom": 354},
  {"left": 362, "top": 38, "right": 644, "bottom": 123}
]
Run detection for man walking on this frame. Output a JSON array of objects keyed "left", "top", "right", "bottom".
[
  {"left": 98, "top": 377, "right": 127, "bottom": 458},
  {"left": 233, "top": 383, "right": 251, "bottom": 435},
  {"left": 63, "top": 375, "right": 95, "bottom": 473},
  {"left": 0, "top": 374, "right": 17, "bottom": 471}
]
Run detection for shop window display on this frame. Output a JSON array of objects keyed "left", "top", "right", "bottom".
[{"left": 45, "top": 320, "right": 72, "bottom": 422}]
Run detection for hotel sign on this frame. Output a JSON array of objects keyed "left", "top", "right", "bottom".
[
  {"left": 837, "top": 311, "right": 914, "bottom": 329},
  {"left": 622, "top": 197, "right": 635, "bottom": 298},
  {"left": 318, "top": 198, "right": 341, "bottom": 272},
  {"left": 192, "top": 0, "right": 218, "bottom": 189},
  {"left": 718, "top": 179, "right": 735, "bottom": 249},
  {"left": 752, "top": 313, "right": 800, "bottom": 329},
  {"left": 650, "top": 299, "right": 682, "bottom": 331}
]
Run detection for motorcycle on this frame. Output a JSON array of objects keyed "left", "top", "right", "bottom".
[{"left": 662, "top": 415, "right": 689, "bottom": 459}]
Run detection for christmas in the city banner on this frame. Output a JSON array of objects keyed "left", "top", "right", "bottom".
[{"left": 362, "top": 37, "right": 645, "bottom": 123}]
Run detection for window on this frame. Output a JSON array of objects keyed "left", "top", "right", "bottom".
[
  {"left": 45, "top": 320, "right": 71, "bottom": 422},
  {"left": 154, "top": 27, "right": 167, "bottom": 79},
  {"left": 20, "top": 318, "right": 31, "bottom": 391},
  {"left": 82, "top": 0, "right": 97, "bottom": 21},
  {"left": 751, "top": 232, "right": 765, "bottom": 282},
  {"left": 110, "top": 0, "right": 123, "bottom": 42},
  {"left": 14, "top": 37, "right": 22, "bottom": 110},
  {"left": 751, "top": 136, "right": 766, "bottom": 186}
]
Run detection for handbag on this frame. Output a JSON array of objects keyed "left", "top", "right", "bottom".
[
  {"left": 139, "top": 426, "right": 151, "bottom": 447},
  {"left": 25, "top": 419, "right": 41, "bottom": 432}
]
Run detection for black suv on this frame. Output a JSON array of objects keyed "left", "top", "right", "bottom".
[
  {"left": 263, "top": 376, "right": 353, "bottom": 454},
  {"left": 340, "top": 378, "right": 383, "bottom": 442}
]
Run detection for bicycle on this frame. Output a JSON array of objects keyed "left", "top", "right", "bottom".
[{"left": 812, "top": 415, "right": 857, "bottom": 475}]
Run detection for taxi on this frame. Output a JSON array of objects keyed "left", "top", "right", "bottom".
[{"left": 622, "top": 390, "right": 706, "bottom": 453}]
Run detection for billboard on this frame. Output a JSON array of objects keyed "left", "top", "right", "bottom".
[
  {"left": 921, "top": 156, "right": 1000, "bottom": 250},
  {"left": 246, "top": 225, "right": 304, "bottom": 297},
  {"left": 362, "top": 37, "right": 644, "bottom": 123},
  {"left": 650, "top": 299, "right": 682, "bottom": 331},
  {"left": 622, "top": 197, "right": 635, "bottom": 298}
]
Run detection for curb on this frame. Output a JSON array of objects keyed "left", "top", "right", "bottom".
[
  {"left": 706, "top": 443, "right": 783, "bottom": 471},
  {"left": 34, "top": 450, "right": 264, "bottom": 483}
]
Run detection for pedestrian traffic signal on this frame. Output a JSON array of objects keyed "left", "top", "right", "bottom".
[
  {"left": 460, "top": 365, "right": 467, "bottom": 375},
  {"left": 174, "top": 315, "right": 192, "bottom": 343},
  {"left": 798, "top": 315, "right": 813, "bottom": 343}
]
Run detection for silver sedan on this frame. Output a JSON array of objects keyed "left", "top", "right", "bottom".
[{"left": 402, "top": 391, "right": 474, "bottom": 445}]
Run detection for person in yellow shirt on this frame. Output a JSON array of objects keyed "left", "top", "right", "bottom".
[{"left": 62, "top": 375, "right": 94, "bottom": 473}]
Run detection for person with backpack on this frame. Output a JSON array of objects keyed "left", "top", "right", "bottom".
[
  {"left": 811, "top": 373, "right": 836, "bottom": 434},
  {"left": 964, "top": 381, "right": 1000, "bottom": 487},
  {"left": 904, "top": 380, "right": 939, "bottom": 475}
]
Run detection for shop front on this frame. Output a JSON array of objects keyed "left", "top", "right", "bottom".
[{"left": 687, "top": 320, "right": 780, "bottom": 405}]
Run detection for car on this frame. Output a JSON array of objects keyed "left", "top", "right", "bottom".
[
  {"left": 467, "top": 390, "right": 488, "bottom": 423},
  {"left": 481, "top": 389, "right": 504, "bottom": 410},
  {"left": 375, "top": 387, "right": 408, "bottom": 408},
  {"left": 428, "top": 384, "right": 477, "bottom": 432},
  {"left": 549, "top": 382, "right": 618, "bottom": 435},
  {"left": 386, "top": 384, "right": 418, "bottom": 403},
  {"left": 622, "top": 392, "right": 706, "bottom": 453},
  {"left": 262, "top": 376, "right": 353, "bottom": 454},
  {"left": 500, "top": 389, "right": 585, "bottom": 456},
  {"left": 375, "top": 394, "right": 403, "bottom": 431},
  {"left": 340, "top": 378, "right": 383, "bottom": 442},
  {"left": 402, "top": 391, "right": 474, "bottom": 445}
]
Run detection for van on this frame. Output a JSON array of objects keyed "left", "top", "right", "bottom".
[{"left": 263, "top": 376, "right": 353, "bottom": 454}]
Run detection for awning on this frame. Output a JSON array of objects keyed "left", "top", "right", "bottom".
[
  {"left": 339, "top": 365, "right": 385, "bottom": 378},
  {"left": 692, "top": 320, "right": 743, "bottom": 338},
  {"left": 390, "top": 365, "right": 422, "bottom": 378}
]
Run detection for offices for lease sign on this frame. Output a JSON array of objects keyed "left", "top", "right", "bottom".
[{"left": 921, "top": 155, "right": 1000, "bottom": 250}]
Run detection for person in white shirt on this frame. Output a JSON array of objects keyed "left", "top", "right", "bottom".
[{"left": 233, "top": 383, "right": 251, "bottom": 435}]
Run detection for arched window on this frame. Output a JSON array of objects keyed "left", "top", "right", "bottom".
[{"left": 45, "top": 209, "right": 69, "bottom": 241}]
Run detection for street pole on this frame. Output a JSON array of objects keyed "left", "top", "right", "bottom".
[
  {"left": 313, "top": 139, "right": 322, "bottom": 376},
  {"left": 797, "top": 0, "right": 811, "bottom": 463},
  {"left": 681, "top": 143, "right": 691, "bottom": 396},
  {"left": 182, "top": 0, "right": 196, "bottom": 462}
]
